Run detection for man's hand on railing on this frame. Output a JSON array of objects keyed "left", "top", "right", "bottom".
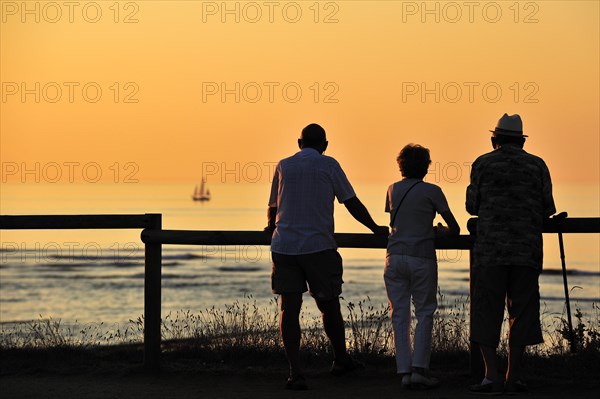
[
  {"left": 434, "top": 223, "right": 448, "bottom": 236},
  {"left": 553, "top": 211, "right": 568, "bottom": 220},
  {"left": 372, "top": 225, "right": 390, "bottom": 235}
]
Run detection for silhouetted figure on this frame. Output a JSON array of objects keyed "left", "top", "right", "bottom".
[
  {"left": 384, "top": 144, "right": 460, "bottom": 389},
  {"left": 266, "top": 123, "right": 389, "bottom": 390},
  {"left": 467, "top": 114, "right": 556, "bottom": 394}
]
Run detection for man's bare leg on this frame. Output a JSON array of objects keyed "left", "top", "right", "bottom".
[
  {"left": 315, "top": 297, "right": 348, "bottom": 361},
  {"left": 480, "top": 344, "right": 499, "bottom": 382},
  {"left": 506, "top": 345, "right": 525, "bottom": 385},
  {"left": 280, "top": 293, "right": 303, "bottom": 378}
]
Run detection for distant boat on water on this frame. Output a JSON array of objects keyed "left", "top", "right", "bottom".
[{"left": 192, "top": 178, "right": 211, "bottom": 201}]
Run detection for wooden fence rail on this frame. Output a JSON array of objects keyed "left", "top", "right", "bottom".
[{"left": 2, "top": 214, "right": 599, "bottom": 376}]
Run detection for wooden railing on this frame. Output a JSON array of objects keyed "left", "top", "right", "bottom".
[
  {"left": 0, "top": 214, "right": 163, "bottom": 370},
  {"left": 1, "top": 214, "right": 598, "bottom": 376}
]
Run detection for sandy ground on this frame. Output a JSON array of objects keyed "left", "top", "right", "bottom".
[
  {"left": 2, "top": 362, "right": 600, "bottom": 399},
  {"left": 2, "top": 342, "right": 599, "bottom": 399}
]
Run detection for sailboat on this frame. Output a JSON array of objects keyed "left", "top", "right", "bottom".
[{"left": 192, "top": 178, "right": 211, "bottom": 201}]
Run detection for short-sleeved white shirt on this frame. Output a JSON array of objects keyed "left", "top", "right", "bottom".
[
  {"left": 385, "top": 178, "right": 450, "bottom": 259},
  {"left": 269, "top": 148, "right": 356, "bottom": 255}
]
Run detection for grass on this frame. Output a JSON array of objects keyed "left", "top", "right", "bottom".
[{"left": 1, "top": 293, "right": 599, "bottom": 378}]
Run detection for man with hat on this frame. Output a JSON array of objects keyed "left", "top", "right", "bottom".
[{"left": 466, "top": 114, "right": 556, "bottom": 394}]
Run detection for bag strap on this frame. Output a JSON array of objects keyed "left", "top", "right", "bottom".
[{"left": 390, "top": 181, "right": 422, "bottom": 228}]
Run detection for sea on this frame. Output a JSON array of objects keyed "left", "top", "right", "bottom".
[{"left": 1, "top": 181, "right": 599, "bottom": 335}]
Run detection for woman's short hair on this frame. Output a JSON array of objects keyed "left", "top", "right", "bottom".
[{"left": 397, "top": 144, "right": 431, "bottom": 179}]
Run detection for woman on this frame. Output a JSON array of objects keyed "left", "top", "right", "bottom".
[{"left": 384, "top": 144, "right": 460, "bottom": 389}]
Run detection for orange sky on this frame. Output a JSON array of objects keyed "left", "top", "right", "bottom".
[{"left": 1, "top": 1, "right": 599, "bottom": 185}]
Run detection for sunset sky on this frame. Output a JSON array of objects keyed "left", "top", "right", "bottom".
[{"left": 1, "top": 1, "right": 599, "bottom": 185}]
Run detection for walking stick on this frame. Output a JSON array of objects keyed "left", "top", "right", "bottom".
[{"left": 553, "top": 211, "right": 576, "bottom": 353}]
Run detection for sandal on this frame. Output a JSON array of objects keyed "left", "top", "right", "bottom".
[
  {"left": 285, "top": 375, "right": 308, "bottom": 391},
  {"left": 330, "top": 356, "right": 365, "bottom": 376},
  {"left": 505, "top": 379, "right": 528, "bottom": 395},
  {"left": 469, "top": 379, "right": 504, "bottom": 396}
]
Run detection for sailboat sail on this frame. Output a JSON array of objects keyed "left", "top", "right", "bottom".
[{"left": 192, "top": 177, "right": 211, "bottom": 201}]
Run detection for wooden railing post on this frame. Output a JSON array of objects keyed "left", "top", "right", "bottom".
[{"left": 143, "top": 213, "right": 162, "bottom": 371}]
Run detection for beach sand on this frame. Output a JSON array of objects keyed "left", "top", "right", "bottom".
[
  {"left": 3, "top": 366, "right": 600, "bottom": 399},
  {"left": 2, "top": 345, "right": 599, "bottom": 399}
]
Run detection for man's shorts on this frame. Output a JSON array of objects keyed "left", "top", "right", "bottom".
[
  {"left": 471, "top": 264, "right": 543, "bottom": 348},
  {"left": 271, "top": 249, "right": 343, "bottom": 301}
]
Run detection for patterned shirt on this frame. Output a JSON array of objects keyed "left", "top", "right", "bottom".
[
  {"left": 269, "top": 148, "right": 356, "bottom": 255},
  {"left": 466, "top": 144, "right": 556, "bottom": 269}
]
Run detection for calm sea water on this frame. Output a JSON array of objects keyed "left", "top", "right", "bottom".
[{"left": 1, "top": 181, "right": 598, "bottom": 327}]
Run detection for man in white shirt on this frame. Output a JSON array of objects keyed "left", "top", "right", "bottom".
[{"left": 266, "top": 123, "right": 389, "bottom": 390}]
